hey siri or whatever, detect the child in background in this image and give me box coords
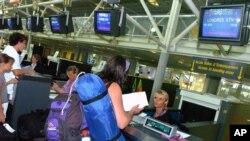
[0,53,17,122]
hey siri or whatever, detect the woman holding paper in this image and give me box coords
[98,55,143,129]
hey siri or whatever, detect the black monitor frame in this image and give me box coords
[0,18,8,29]
[198,4,250,46]
[7,17,23,30]
[94,9,126,37]
[49,14,74,34]
[26,15,44,32]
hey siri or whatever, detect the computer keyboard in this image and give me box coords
[132,113,147,125]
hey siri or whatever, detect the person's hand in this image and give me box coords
[28,69,36,76]
[8,78,18,84]
[52,82,60,90]
[0,109,5,123]
[130,104,143,115]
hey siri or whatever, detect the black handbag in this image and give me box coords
[0,123,16,141]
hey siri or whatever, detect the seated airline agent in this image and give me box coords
[148,89,188,132]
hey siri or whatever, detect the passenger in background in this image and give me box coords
[2,32,35,103]
[0,54,17,122]
[52,65,79,94]
[98,55,143,129]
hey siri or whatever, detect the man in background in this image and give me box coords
[2,32,35,108]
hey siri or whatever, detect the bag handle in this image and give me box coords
[61,71,85,115]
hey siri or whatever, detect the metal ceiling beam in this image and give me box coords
[171,19,198,48]
[75,0,104,37]
[41,7,48,17]
[131,14,195,18]
[18,9,30,16]
[184,0,200,17]
[126,14,166,49]
[43,5,61,14]
[140,0,164,41]
[150,0,183,106]
[4,0,64,11]
[169,0,199,51]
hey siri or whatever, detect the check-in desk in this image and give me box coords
[11,74,51,129]
[123,124,203,141]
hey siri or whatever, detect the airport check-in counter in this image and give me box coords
[11,74,51,129]
[123,124,203,141]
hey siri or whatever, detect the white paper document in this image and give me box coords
[122,91,149,111]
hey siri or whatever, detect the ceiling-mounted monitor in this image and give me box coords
[26,16,44,32]
[0,19,7,29]
[7,17,23,30]
[94,9,126,37]
[49,14,74,34]
[198,4,250,46]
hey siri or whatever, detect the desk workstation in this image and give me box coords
[123,121,203,141]
[10,74,51,129]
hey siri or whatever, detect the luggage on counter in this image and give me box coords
[45,93,85,141]
[17,109,49,141]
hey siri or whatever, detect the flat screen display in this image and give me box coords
[51,17,60,32]
[198,4,248,45]
[7,17,22,30]
[7,18,12,29]
[181,101,216,122]
[201,7,243,39]
[26,17,31,30]
[143,117,177,138]
[96,12,111,32]
[144,118,172,135]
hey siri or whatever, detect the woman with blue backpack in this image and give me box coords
[98,55,143,128]
[75,55,143,141]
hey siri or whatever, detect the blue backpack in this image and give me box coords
[75,73,125,141]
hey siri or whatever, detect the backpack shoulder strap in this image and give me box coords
[81,89,108,105]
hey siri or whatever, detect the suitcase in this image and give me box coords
[17,109,49,141]
[0,123,16,141]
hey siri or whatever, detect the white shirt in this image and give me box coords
[2,45,21,96]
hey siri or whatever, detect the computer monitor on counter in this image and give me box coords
[178,90,222,122]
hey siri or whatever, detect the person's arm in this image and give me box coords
[6,78,18,85]
[108,82,142,129]
[12,69,35,76]
[52,82,65,94]
[0,82,5,123]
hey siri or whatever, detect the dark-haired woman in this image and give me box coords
[98,55,142,129]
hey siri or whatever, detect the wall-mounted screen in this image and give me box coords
[26,17,31,30]
[198,4,250,46]
[94,9,126,37]
[7,17,23,30]
[26,16,44,32]
[96,12,111,32]
[49,14,74,34]
[50,17,60,32]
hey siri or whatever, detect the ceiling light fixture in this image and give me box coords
[148,0,159,6]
